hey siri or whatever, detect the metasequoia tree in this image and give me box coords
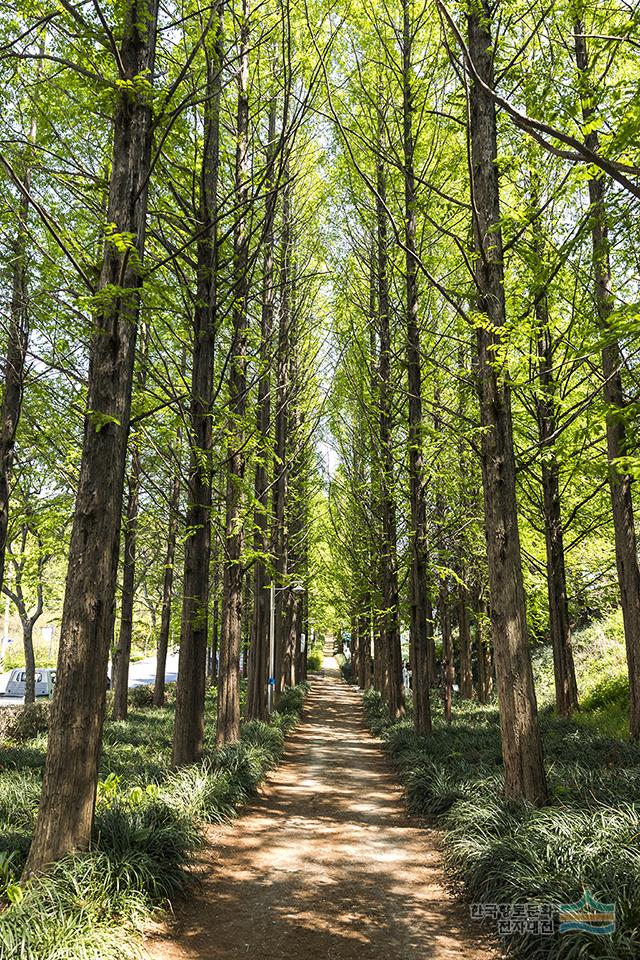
[217,0,251,746]
[466,0,546,804]
[573,9,640,740]
[25,0,160,873]
[173,2,224,765]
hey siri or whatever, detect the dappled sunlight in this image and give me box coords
[146,674,495,960]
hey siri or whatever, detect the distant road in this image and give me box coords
[0,652,180,708]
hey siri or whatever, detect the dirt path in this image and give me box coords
[146,661,496,960]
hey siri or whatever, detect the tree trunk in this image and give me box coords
[426,589,436,685]
[468,2,547,804]
[172,7,223,765]
[439,576,454,723]
[534,290,579,716]
[112,449,141,720]
[217,0,250,746]
[248,97,278,720]
[210,544,221,684]
[24,0,159,874]
[458,583,473,699]
[153,458,181,707]
[401,0,428,733]
[574,18,640,739]
[0,115,36,597]
[22,621,35,705]
[272,170,292,702]
[375,124,404,720]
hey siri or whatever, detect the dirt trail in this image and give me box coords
[146,660,496,960]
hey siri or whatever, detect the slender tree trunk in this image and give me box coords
[112,447,141,720]
[468,2,547,804]
[426,590,436,686]
[113,326,149,721]
[153,458,181,707]
[0,114,36,597]
[248,97,278,719]
[359,607,371,688]
[374,125,403,719]
[439,574,454,723]
[458,582,473,699]
[402,0,428,733]
[272,171,292,701]
[217,0,250,746]
[533,285,579,716]
[24,0,159,874]
[210,543,221,684]
[22,620,35,705]
[475,594,492,704]
[574,18,640,739]
[173,7,223,765]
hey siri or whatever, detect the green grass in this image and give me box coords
[0,681,307,960]
[362,612,640,959]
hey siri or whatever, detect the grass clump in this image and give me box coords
[0,681,308,960]
[362,653,640,958]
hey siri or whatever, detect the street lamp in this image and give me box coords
[268,582,305,714]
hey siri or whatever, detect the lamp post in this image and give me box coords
[268,582,305,715]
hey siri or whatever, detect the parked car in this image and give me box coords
[0,668,56,699]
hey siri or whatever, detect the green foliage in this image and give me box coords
[0,703,50,743]
[128,684,155,709]
[306,646,324,671]
[0,684,308,960]
[362,678,640,959]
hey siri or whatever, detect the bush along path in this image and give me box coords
[0,683,308,960]
[146,663,494,960]
[363,689,640,960]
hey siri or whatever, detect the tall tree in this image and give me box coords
[217,0,250,746]
[24,0,160,873]
[173,4,224,765]
[573,12,640,740]
[467,0,547,804]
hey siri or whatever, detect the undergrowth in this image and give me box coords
[363,661,640,959]
[0,681,308,960]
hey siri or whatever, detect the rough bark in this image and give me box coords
[402,0,428,733]
[272,171,292,701]
[247,101,278,720]
[113,327,149,721]
[574,18,640,739]
[24,0,158,874]
[533,277,579,716]
[439,574,454,723]
[375,136,403,720]
[172,7,223,765]
[217,0,250,746]
[458,582,473,699]
[112,449,141,720]
[468,2,547,804]
[153,457,181,707]
[0,115,36,597]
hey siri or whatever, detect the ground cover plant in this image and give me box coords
[362,621,640,959]
[0,682,307,960]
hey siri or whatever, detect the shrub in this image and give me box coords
[129,684,155,709]
[0,854,146,960]
[306,647,323,671]
[0,703,50,742]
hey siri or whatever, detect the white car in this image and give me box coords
[1,668,56,699]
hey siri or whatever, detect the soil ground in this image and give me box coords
[146,659,497,960]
